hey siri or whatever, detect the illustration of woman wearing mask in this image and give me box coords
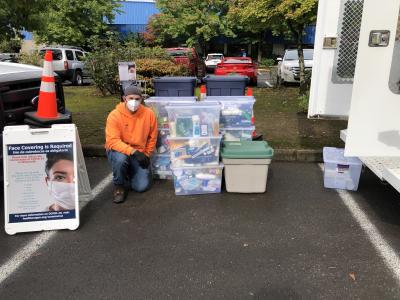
[128,64,136,81]
[44,152,75,211]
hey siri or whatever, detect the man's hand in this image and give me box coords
[132,150,150,169]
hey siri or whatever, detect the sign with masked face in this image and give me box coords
[118,61,136,82]
[3,124,84,235]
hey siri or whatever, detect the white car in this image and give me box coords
[277,49,314,83]
[205,53,224,72]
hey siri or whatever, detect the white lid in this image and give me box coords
[167,135,222,141]
[204,96,256,103]
[144,97,196,105]
[165,102,221,109]
[221,126,255,131]
[323,147,362,165]
[145,96,197,103]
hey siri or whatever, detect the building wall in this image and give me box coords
[20,31,43,54]
[112,0,159,34]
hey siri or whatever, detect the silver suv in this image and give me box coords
[39,46,90,86]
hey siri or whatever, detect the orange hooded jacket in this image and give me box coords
[105,102,158,156]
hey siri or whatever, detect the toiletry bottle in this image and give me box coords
[192,115,200,137]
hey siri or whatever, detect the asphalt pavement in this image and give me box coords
[1,158,400,299]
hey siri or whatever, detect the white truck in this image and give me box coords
[309,0,400,192]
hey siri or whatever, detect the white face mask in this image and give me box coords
[48,181,75,210]
[126,99,141,112]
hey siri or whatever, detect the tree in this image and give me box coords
[34,0,120,48]
[149,0,235,55]
[0,0,48,42]
[229,0,318,95]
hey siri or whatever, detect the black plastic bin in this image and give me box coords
[153,77,197,97]
[204,75,248,96]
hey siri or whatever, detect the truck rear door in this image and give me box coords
[308,0,364,118]
[345,0,400,156]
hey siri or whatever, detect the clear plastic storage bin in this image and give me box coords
[156,128,170,154]
[323,147,362,191]
[168,136,222,167]
[220,126,255,142]
[145,97,197,129]
[153,170,173,180]
[151,154,172,179]
[171,164,224,195]
[204,96,255,128]
[165,103,221,137]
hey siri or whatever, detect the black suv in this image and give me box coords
[0,62,71,180]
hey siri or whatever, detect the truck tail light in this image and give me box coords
[64,61,68,70]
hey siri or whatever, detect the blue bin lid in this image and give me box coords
[153,77,197,82]
[204,75,248,82]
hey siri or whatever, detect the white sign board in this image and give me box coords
[118,61,136,82]
[3,124,84,234]
[345,0,400,156]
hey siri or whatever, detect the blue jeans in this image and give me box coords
[107,150,152,192]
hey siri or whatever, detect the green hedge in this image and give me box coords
[18,52,42,67]
[85,37,188,96]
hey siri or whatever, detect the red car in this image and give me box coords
[214,57,257,84]
[166,47,205,78]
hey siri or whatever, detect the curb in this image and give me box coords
[82,145,323,163]
[274,149,323,163]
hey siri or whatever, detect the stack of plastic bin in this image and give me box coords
[166,102,224,195]
[144,97,197,179]
[204,96,256,142]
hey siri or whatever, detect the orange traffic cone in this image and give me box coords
[200,84,206,100]
[24,50,71,127]
[37,50,58,118]
[247,87,253,96]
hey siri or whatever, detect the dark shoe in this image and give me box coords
[113,185,126,204]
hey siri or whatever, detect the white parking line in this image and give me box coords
[0,173,112,285]
[319,165,400,285]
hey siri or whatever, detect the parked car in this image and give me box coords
[166,47,206,78]
[214,57,258,84]
[39,46,90,86]
[277,49,314,84]
[205,53,224,73]
[0,53,18,63]
[0,62,71,180]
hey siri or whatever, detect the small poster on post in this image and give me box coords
[6,142,77,224]
[118,61,136,82]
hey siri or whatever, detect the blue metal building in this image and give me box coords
[111,0,159,35]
